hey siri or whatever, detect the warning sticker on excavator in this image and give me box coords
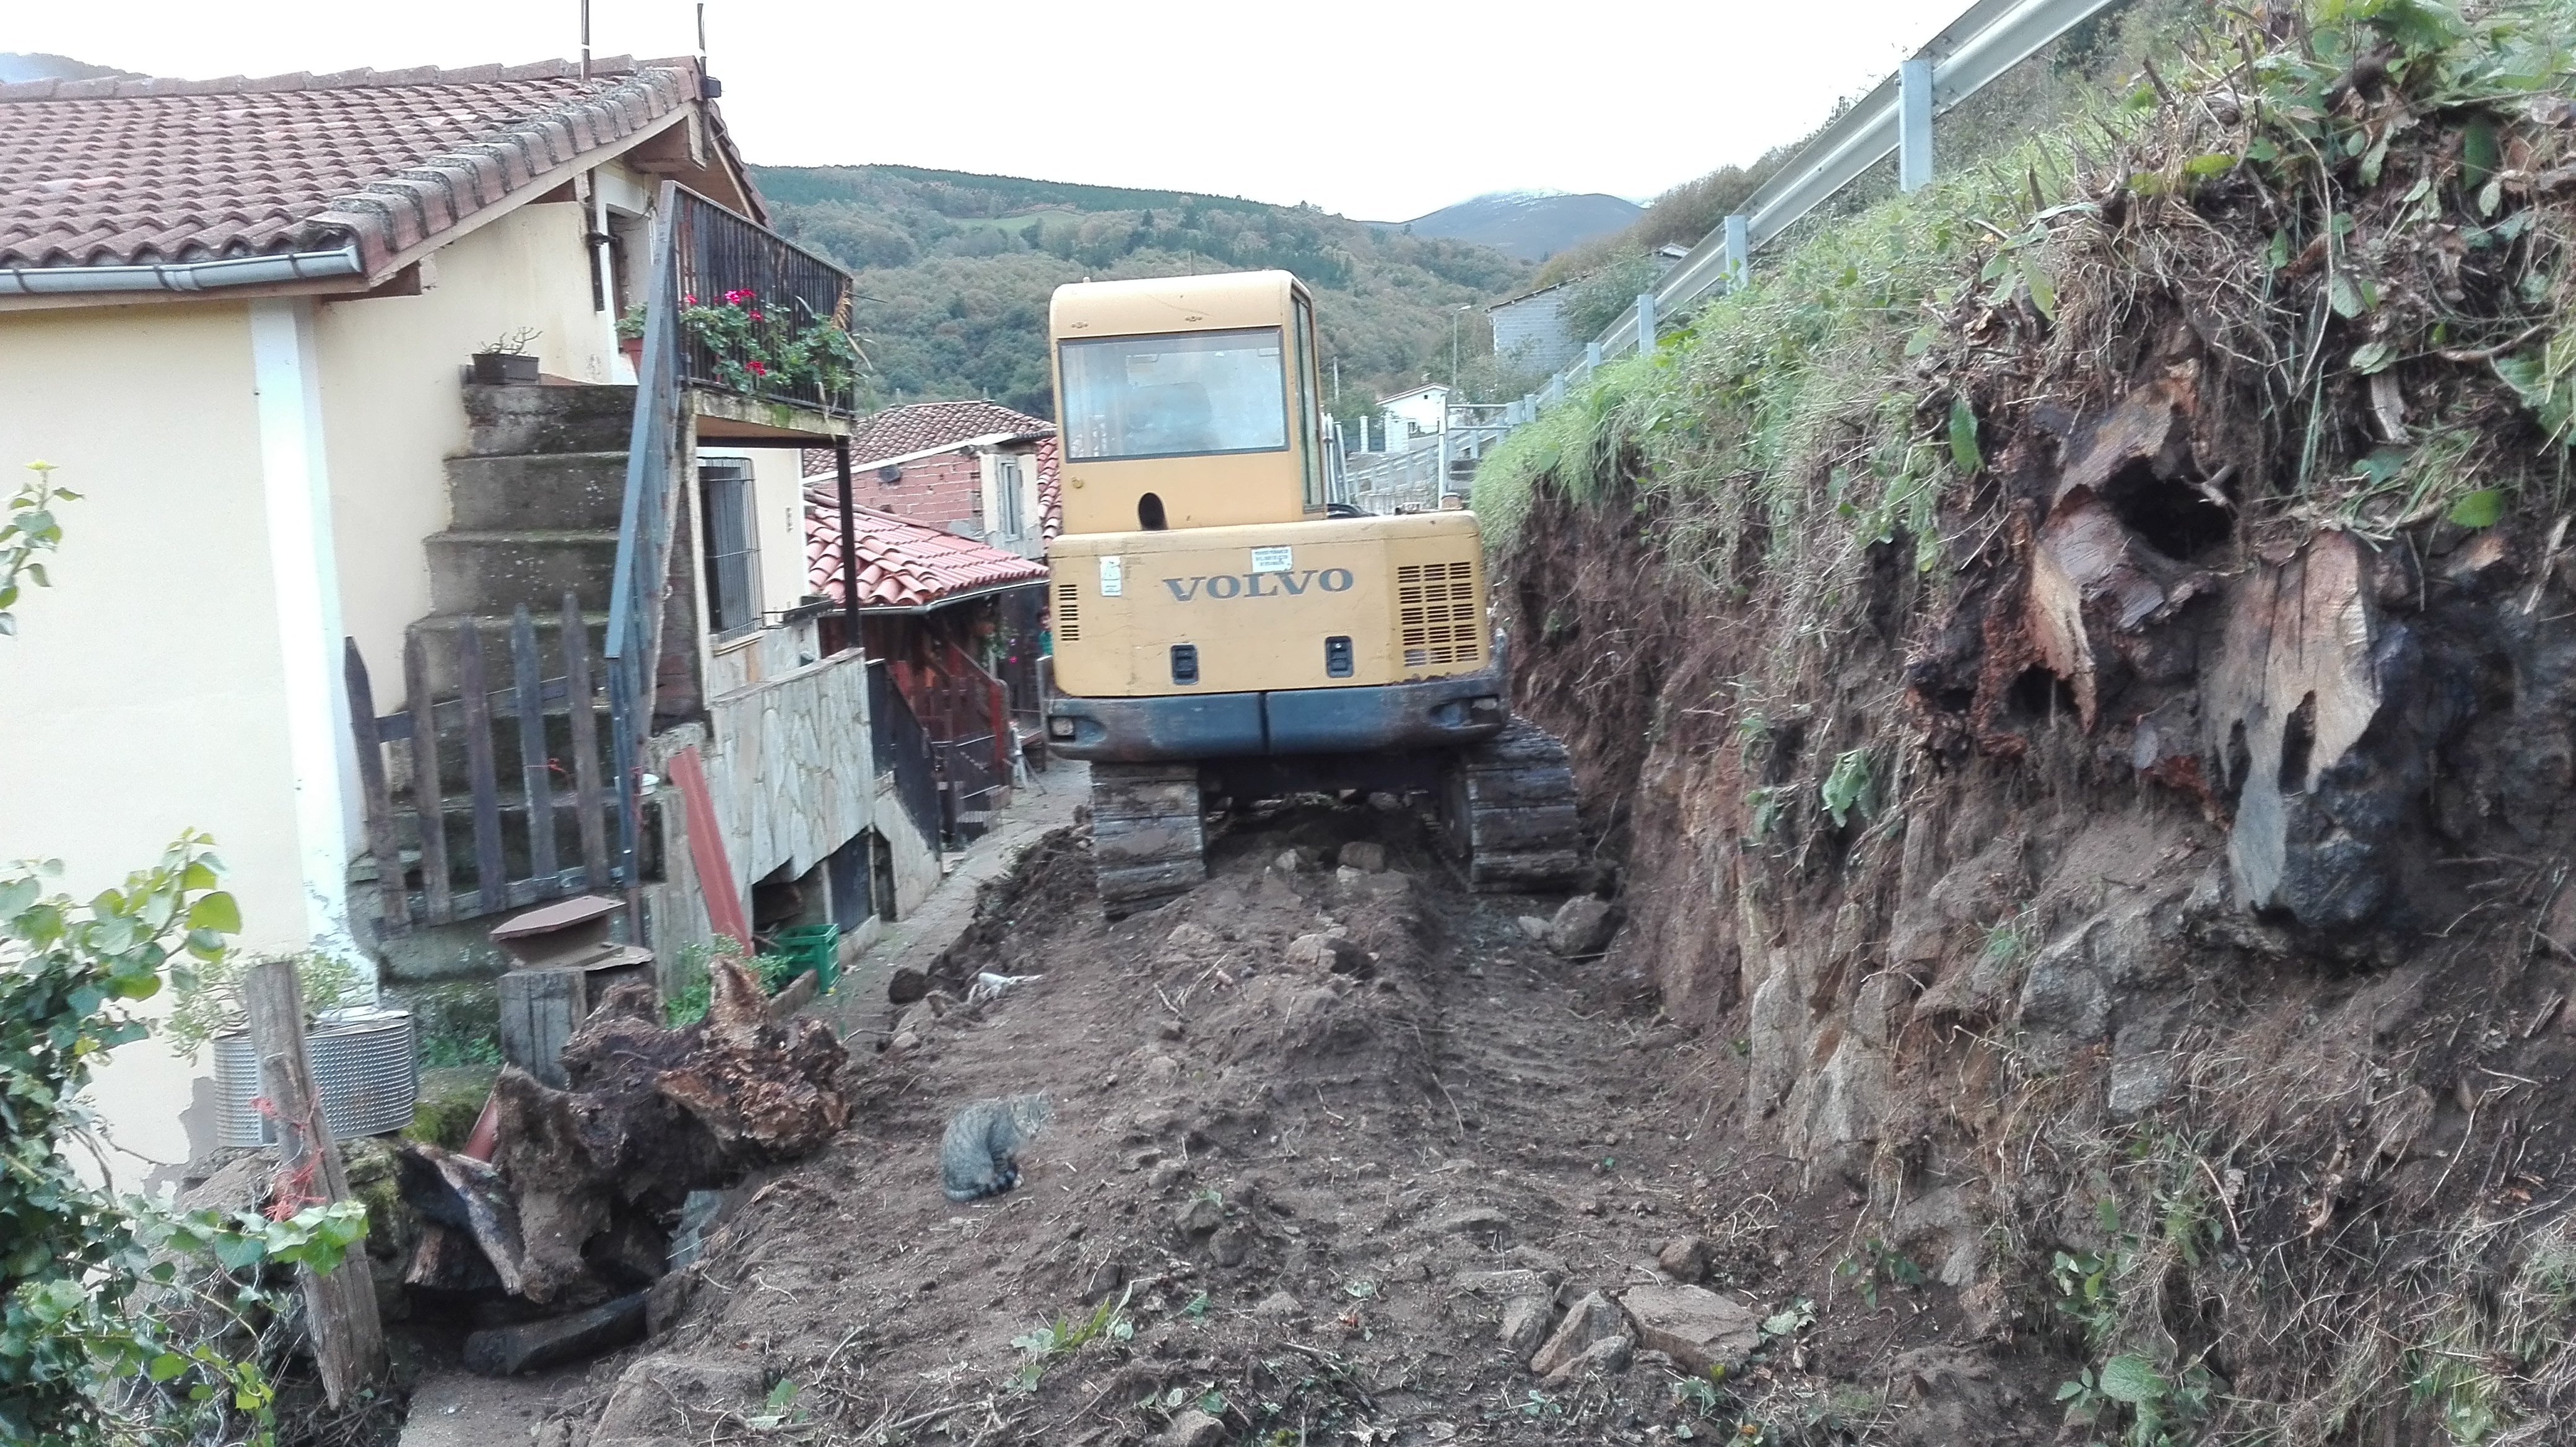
[1099,556,1123,596]
[1250,546,1293,573]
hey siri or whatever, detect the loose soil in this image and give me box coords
[533,802,2021,1446]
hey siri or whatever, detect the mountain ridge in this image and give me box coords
[1396,190,1644,262]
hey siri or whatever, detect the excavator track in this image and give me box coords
[1088,761,1208,916]
[1443,719,1583,892]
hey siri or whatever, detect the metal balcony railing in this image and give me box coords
[671,188,863,416]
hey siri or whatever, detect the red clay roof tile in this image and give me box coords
[0,57,731,281]
[805,503,1046,611]
[798,400,1056,484]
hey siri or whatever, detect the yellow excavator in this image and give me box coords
[1037,268,1580,912]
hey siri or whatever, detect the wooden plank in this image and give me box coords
[244,958,386,1405]
[497,968,583,1089]
[665,744,749,944]
[457,619,508,911]
[343,639,410,937]
[562,592,611,891]
[404,633,455,924]
[511,606,560,887]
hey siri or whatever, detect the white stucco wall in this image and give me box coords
[315,197,622,710]
[0,300,309,1179]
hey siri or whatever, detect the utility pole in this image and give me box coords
[1451,305,1469,391]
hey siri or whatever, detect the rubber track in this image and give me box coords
[1088,761,1206,916]
[1451,719,1582,891]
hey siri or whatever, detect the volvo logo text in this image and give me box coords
[1162,569,1354,601]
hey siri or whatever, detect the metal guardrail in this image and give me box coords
[1507,0,2119,422]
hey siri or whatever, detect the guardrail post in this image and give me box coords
[1725,214,1751,290]
[1900,56,1934,191]
[1635,292,1657,354]
[1585,341,1603,369]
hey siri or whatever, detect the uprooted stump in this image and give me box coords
[401,958,852,1328]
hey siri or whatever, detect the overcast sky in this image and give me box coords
[14,0,1950,221]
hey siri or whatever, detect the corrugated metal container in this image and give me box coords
[212,1008,420,1148]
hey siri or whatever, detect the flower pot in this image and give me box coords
[211,1007,420,1147]
[618,336,645,369]
[471,351,540,385]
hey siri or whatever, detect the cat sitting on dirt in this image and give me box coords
[939,1094,1051,1202]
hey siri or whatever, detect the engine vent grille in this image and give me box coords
[1056,581,1081,642]
[1396,560,1481,668]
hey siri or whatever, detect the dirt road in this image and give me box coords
[540,798,2003,1446]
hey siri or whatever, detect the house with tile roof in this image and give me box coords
[804,400,1058,561]
[0,58,942,1183]
[802,496,1050,836]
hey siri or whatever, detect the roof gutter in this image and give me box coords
[0,239,364,297]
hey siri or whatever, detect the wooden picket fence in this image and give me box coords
[344,593,620,935]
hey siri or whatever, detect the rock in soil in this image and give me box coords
[1529,1290,1627,1376]
[1543,1331,1635,1385]
[1161,1409,1227,1447]
[1546,896,1619,956]
[1499,1295,1555,1356]
[1338,841,1388,872]
[1618,1283,1762,1376]
[1656,1233,1712,1281]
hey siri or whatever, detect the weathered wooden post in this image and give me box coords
[244,956,388,1405]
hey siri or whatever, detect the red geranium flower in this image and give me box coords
[747,359,767,375]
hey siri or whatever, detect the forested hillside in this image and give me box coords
[751,164,1538,416]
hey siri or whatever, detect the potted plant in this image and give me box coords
[616,304,648,369]
[469,327,542,385]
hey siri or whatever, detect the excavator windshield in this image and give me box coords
[1058,326,1287,461]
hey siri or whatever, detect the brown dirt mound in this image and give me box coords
[528,802,2020,1446]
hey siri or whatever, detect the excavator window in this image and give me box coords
[1059,328,1288,461]
[1293,295,1323,511]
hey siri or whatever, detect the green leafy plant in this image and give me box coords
[1819,747,1877,831]
[162,948,362,1058]
[1834,1241,1925,1309]
[1007,1283,1134,1392]
[677,289,866,400]
[0,461,76,639]
[3,836,373,1445]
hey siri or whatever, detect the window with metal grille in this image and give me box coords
[1396,560,1482,668]
[701,458,760,636]
[1055,581,1081,642]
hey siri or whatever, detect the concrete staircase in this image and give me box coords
[414,384,630,694]
[395,383,637,906]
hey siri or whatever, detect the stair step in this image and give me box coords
[446,452,629,531]
[424,531,619,618]
[462,382,638,457]
[404,610,612,709]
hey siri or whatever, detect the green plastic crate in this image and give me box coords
[771,923,840,994]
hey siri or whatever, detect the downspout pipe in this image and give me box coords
[0,240,364,296]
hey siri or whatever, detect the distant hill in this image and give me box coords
[0,53,137,84]
[1398,191,1644,262]
[749,164,1538,417]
